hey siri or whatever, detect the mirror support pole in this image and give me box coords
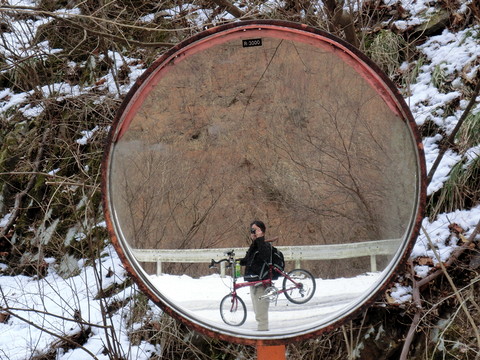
[256,344,286,359]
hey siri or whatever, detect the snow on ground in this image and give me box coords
[413,205,480,265]
[0,260,383,359]
[148,271,382,334]
[406,26,480,131]
[0,246,160,360]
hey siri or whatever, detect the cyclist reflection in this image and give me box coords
[239,220,271,331]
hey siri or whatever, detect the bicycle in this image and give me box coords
[209,249,316,326]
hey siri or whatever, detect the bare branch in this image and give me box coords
[210,0,247,18]
[399,262,423,360]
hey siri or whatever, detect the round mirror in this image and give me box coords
[102,20,425,344]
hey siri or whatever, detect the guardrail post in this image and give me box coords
[370,255,377,272]
[156,261,162,276]
[221,262,226,278]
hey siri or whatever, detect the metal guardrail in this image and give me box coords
[131,238,401,276]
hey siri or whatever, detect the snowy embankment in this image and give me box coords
[0,246,160,360]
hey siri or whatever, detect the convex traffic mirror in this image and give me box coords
[102,20,426,344]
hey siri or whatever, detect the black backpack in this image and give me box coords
[246,244,285,281]
[270,245,285,280]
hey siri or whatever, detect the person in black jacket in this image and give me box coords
[239,220,271,331]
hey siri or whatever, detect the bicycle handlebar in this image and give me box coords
[209,250,237,269]
[209,257,232,268]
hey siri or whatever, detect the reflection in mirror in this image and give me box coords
[106,24,422,337]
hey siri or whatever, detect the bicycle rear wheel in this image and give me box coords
[220,294,247,326]
[283,269,316,304]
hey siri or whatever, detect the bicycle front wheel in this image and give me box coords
[220,294,247,326]
[283,269,316,304]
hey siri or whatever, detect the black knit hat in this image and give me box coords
[250,220,266,233]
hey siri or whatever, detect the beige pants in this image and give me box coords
[250,285,269,331]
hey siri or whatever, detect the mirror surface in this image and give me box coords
[105,22,423,340]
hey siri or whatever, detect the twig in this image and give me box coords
[1,306,113,329]
[341,323,352,359]
[399,262,423,360]
[210,0,247,18]
[45,181,96,188]
[0,171,96,188]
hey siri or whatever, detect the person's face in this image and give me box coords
[250,224,264,239]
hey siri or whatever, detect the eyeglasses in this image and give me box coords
[250,228,256,234]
